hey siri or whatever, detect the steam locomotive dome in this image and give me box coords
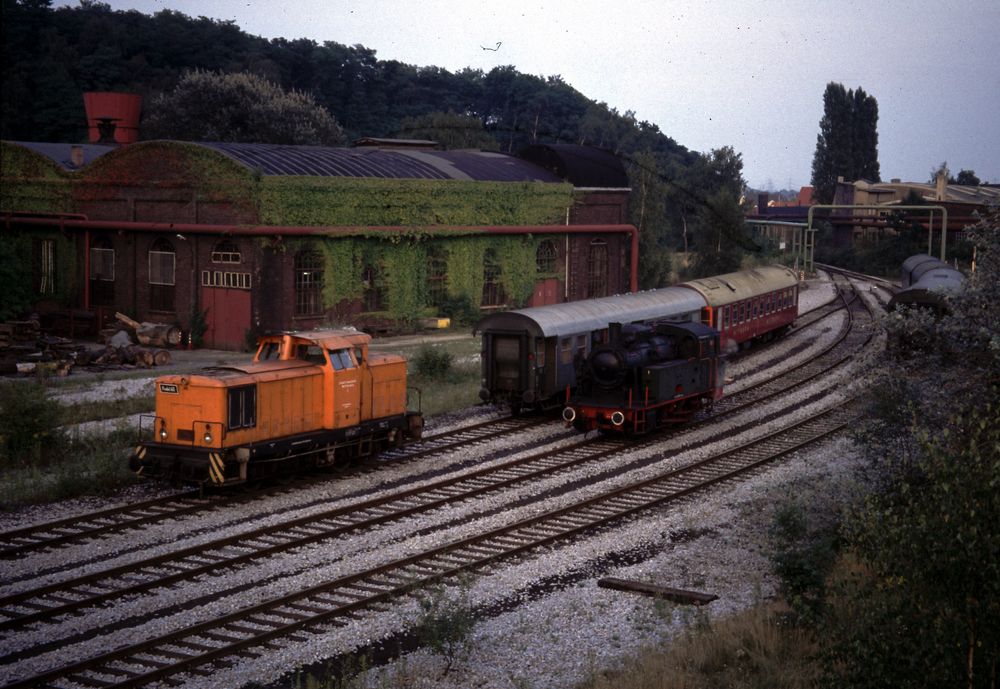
[587,325,675,389]
[589,347,627,387]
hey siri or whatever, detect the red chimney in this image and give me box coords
[83,92,142,144]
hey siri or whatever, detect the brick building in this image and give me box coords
[1,138,634,349]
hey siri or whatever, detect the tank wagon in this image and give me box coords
[889,254,966,313]
[478,265,799,412]
[129,329,423,486]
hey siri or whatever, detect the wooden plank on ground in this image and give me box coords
[597,577,718,606]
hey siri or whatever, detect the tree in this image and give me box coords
[822,207,1000,688]
[627,150,673,288]
[956,169,981,186]
[398,110,498,150]
[810,83,880,203]
[142,69,343,145]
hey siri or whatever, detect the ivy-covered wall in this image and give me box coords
[263,175,576,323]
[0,142,73,214]
[306,232,544,322]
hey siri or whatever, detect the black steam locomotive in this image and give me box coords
[562,320,724,435]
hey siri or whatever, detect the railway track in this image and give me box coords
[1,399,861,689]
[0,279,878,675]
[0,280,876,640]
[0,415,540,560]
[0,276,850,562]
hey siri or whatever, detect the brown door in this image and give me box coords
[201,287,251,349]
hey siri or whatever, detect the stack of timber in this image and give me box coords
[0,311,175,376]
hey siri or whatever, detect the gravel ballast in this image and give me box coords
[0,272,877,689]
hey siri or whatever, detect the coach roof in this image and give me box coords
[477,287,706,339]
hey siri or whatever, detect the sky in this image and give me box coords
[65,0,1000,190]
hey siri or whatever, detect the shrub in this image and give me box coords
[413,581,476,677]
[0,380,66,468]
[769,501,838,623]
[412,345,453,379]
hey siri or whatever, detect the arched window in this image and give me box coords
[426,246,448,307]
[482,249,506,307]
[90,235,115,306]
[211,239,241,264]
[361,263,383,312]
[536,240,557,274]
[587,239,608,298]
[294,249,324,317]
[148,238,175,312]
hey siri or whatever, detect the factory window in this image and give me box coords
[426,246,448,307]
[361,263,383,312]
[587,240,608,298]
[482,249,506,307]
[148,238,176,312]
[33,239,56,295]
[536,240,558,274]
[211,240,241,264]
[294,249,324,317]
[90,236,115,306]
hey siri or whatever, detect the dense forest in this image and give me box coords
[1,0,756,287]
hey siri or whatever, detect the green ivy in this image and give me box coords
[260,177,573,226]
[0,142,73,213]
[3,142,578,321]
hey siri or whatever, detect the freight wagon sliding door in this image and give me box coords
[201,286,251,350]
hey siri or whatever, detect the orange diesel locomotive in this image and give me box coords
[129,329,423,486]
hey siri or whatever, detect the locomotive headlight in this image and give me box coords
[562,407,576,423]
[203,431,213,444]
[159,427,168,439]
[611,411,626,426]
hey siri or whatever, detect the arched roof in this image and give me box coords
[518,143,629,189]
[197,142,563,182]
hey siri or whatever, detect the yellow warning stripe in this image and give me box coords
[136,446,147,460]
[208,453,225,485]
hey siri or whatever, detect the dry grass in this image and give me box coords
[581,603,819,689]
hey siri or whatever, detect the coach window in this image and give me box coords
[740,303,747,323]
[560,338,573,365]
[722,306,729,329]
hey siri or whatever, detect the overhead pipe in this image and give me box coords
[806,204,949,266]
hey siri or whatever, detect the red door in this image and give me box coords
[529,278,562,307]
[201,287,251,350]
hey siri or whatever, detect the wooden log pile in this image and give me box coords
[0,311,174,376]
